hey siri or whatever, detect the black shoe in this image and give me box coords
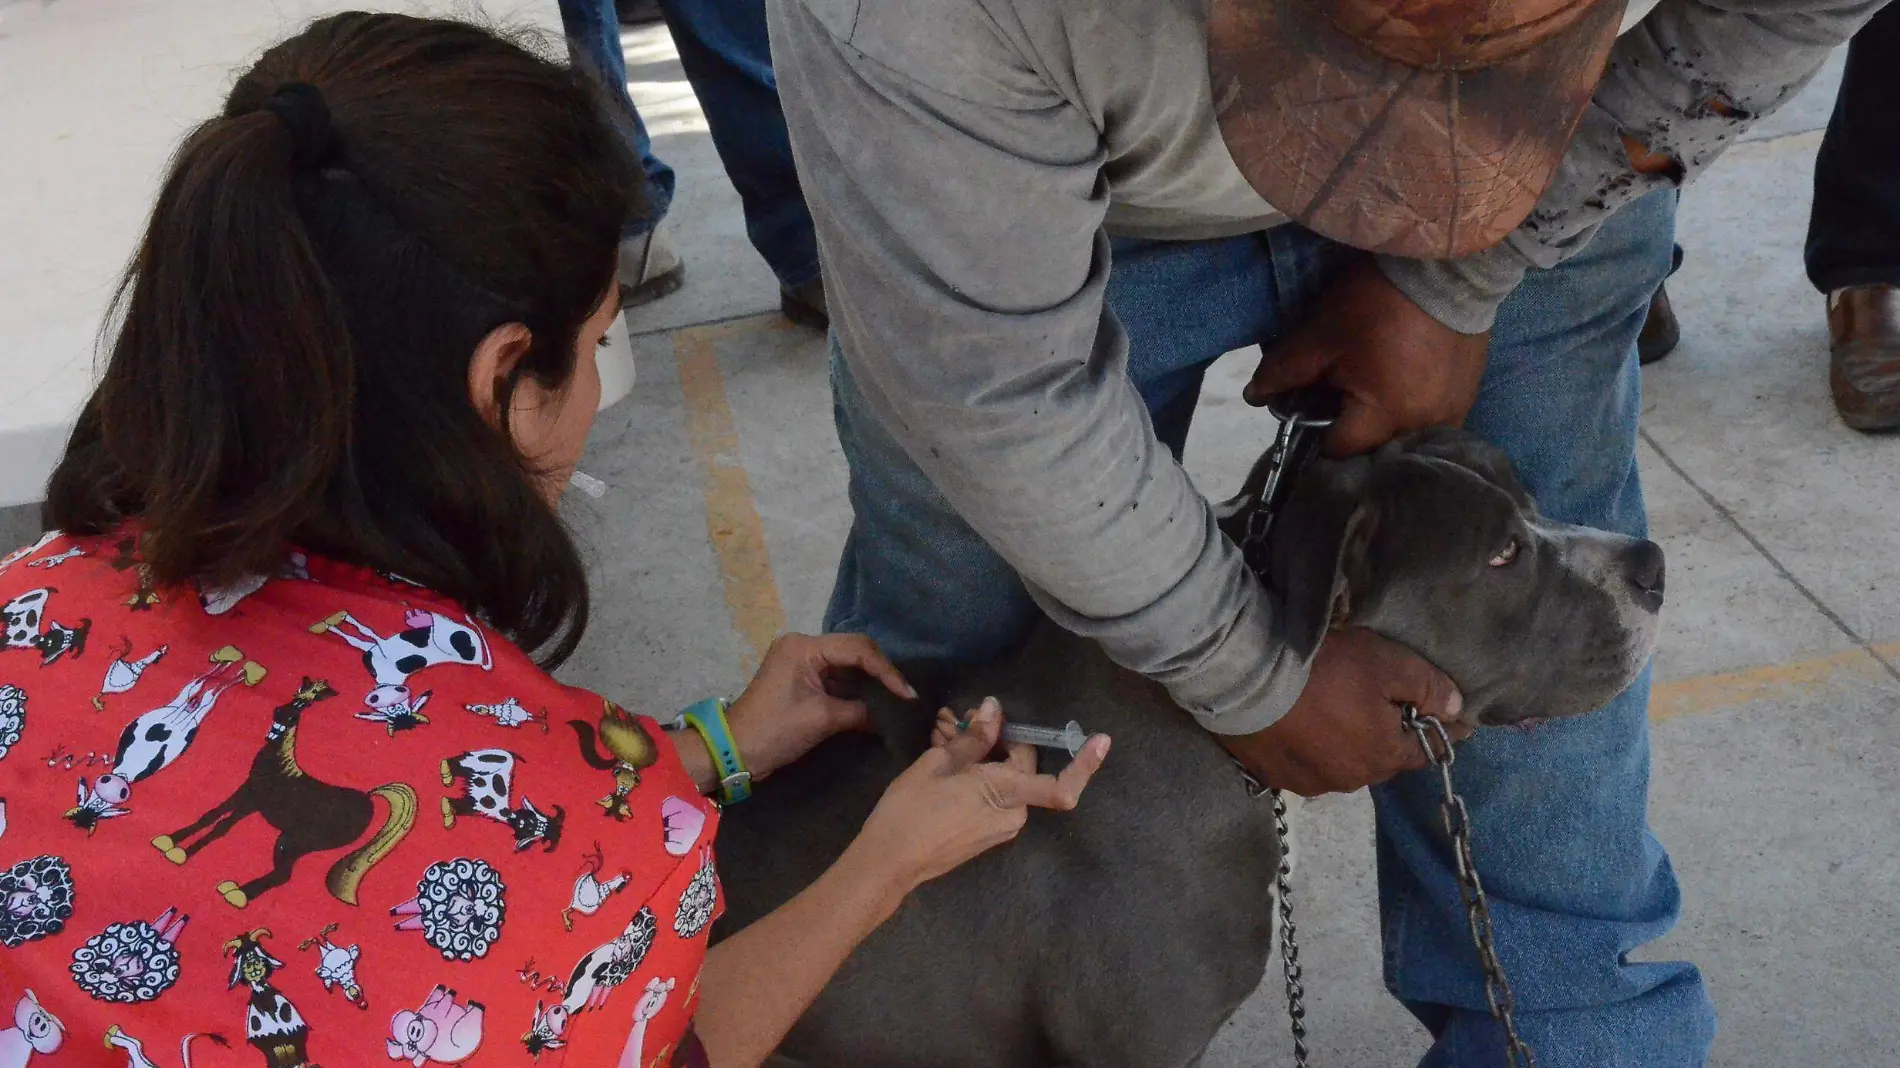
[1638,282,1680,365]
[781,277,829,331]
[616,0,663,25]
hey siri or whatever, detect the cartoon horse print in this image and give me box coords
[0,988,63,1068]
[103,1025,230,1068]
[152,678,417,909]
[2,589,89,667]
[311,609,492,733]
[223,931,315,1068]
[106,537,160,611]
[440,749,565,852]
[387,986,484,1066]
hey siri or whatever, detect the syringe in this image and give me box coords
[958,717,1090,757]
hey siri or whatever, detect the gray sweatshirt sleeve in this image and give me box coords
[1381,0,1893,335]
[768,0,1310,733]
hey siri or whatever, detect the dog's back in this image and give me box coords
[715,623,1282,1068]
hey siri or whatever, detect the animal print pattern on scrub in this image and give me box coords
[0,529,722,1067]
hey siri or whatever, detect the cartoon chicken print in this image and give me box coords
[92,637,169,711]
[563,844,631,931]
[102,1025,230,1068]
[310,608,493,733]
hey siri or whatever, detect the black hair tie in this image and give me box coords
[261,82,336,169]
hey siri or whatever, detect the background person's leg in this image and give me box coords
[822,232,1327,662]
[1805,5,1900,431]
[557,0,684,305]
[557,0,675,229]
[1373,189,1717,1067]
[654,0,821,303]
[1805,4,1900,296]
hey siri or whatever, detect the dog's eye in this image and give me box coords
[1488,538,1520,568]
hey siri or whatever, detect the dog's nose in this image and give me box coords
[1624,539,1666,608]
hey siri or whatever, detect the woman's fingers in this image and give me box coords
[988,735,1110,812]
[813,633,916,699]
[937,698,1002,768]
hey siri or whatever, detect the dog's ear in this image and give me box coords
[1265,456,1376,660]
[1398,429,1534,511]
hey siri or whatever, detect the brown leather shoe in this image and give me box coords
[1638,282,1680,365]
[1827,284,1900,432]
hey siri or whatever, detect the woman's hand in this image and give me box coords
[725,633,916,782]
[851,697,1109,892]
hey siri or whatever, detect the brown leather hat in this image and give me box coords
[1208,0,1625,258]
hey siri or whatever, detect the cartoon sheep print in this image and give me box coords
[673,848,717,939]
[0,685,25,761]
[68,908,188,1003]
[391,859,506,962]
[0,856,76,949]
[0,534,720,1068]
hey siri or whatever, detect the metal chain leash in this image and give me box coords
[1240,389,1537,1068]
[1400,705,1538,1068]
[1269,788,1311,1067]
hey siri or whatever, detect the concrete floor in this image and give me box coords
[2,19,1895,1068]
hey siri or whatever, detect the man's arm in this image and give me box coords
[1381,0,1893,334]
[766,0,1306,732]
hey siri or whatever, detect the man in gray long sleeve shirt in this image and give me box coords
[769,0,1883,1058]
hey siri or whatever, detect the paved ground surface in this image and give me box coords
[2,20,1894,1068]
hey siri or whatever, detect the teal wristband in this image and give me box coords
[679,696,750,804]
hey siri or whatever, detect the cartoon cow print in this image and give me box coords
[311,609,492,733]
[441,750,565,853]
[2,589,89,667]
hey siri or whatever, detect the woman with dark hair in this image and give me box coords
[0,13,1106,1068]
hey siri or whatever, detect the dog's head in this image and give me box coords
[1218,427,1664,725]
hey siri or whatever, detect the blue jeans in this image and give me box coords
[557,0,820,289]
[825,190,1717,1065]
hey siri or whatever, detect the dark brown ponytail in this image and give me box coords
[44,13,641,667]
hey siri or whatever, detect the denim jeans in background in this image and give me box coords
[824,189,1717,1066]
[557,0,820,289]
[1806,0,1900,294]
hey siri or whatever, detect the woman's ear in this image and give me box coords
[467,322,535,428]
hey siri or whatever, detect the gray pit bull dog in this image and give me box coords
[713,427,1666,1068]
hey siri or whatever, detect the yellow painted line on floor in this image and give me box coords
[673,313,795,672]
[666,311,1900,716]
[1651,643,1900,723]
